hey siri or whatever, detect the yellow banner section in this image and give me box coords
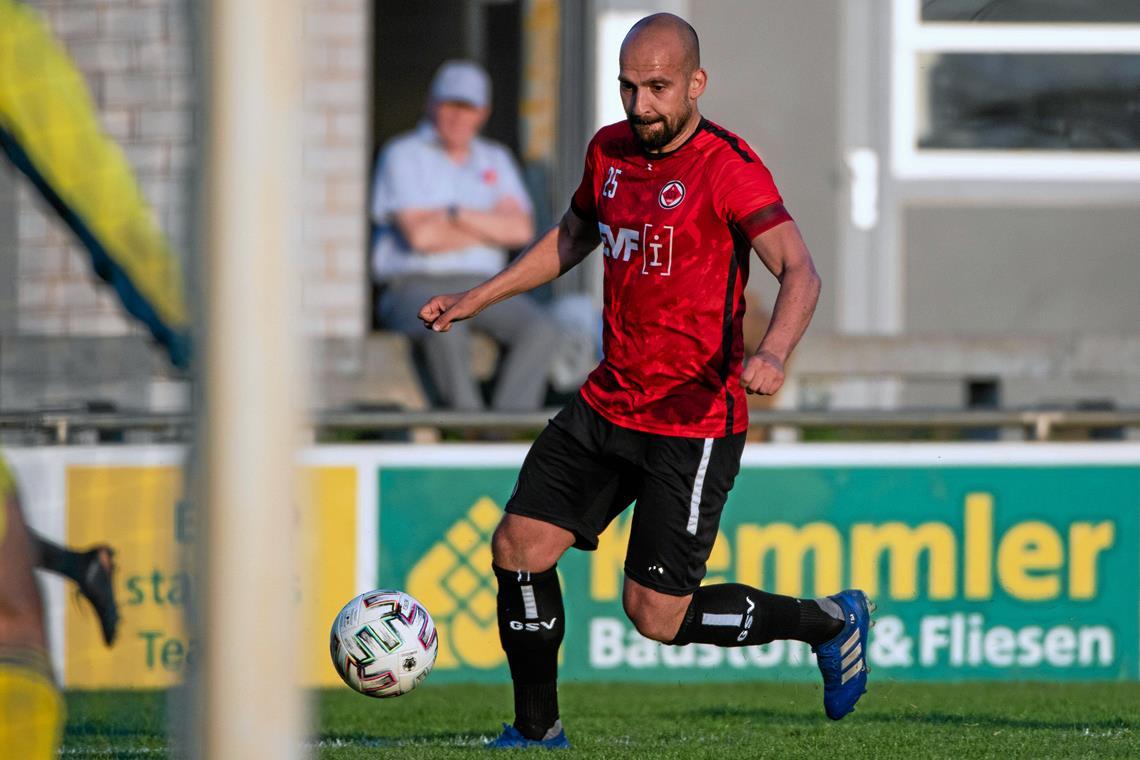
[64,465,356,688]
[299,466,357,686]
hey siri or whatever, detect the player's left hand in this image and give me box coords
[740,349,785,395]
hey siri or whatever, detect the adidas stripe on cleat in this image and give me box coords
[812,589,874,720]
[486,721,570,750]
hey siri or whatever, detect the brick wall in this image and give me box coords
[300,0,370,337]
[13,0,370,340]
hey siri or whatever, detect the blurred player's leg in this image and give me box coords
[0,464,65,759]
[29,532,119,646]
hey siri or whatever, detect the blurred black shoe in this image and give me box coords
[77,546,120,647]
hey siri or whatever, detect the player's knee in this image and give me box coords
[624,607,679,643]
[491,515,570,572]
[623,598,684,644]
[491,519,544,570]
[490,521,518,567]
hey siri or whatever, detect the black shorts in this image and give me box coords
[506,393,746,596]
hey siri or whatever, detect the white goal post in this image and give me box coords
[195,0,307,757]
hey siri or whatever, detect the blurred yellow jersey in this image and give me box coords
[0,649,65,760]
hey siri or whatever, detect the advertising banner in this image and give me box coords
[32,450,359,688]
[7,443,1137,687]
[376,446,1139,683]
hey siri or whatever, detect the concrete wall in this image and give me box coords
[905,206,1140,335]
[690,0,840,334]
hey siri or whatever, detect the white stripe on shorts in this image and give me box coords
[521,585,538,619]
[687,438,714,535]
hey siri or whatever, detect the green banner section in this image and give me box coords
[378,462,1139,682]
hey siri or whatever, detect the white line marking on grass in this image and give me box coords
[1079,728,1132,739]
[310,735,492,749]
[60,750,167,756]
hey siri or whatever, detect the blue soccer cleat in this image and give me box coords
[485,721,570,750]
[812,589,875,720]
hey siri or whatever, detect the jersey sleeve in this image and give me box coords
[569,133,601,222]
[713,153,793,241]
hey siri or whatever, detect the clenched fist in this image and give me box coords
[740,349,785,395]
[418,291,480,332]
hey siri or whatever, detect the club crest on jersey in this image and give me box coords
[658,180,686,209]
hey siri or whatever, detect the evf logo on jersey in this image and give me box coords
[658,180,685,209]
[599,222,674,276]
[599,223,639,262]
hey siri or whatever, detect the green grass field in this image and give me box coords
[63,682,1139,758]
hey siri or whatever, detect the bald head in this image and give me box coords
[621,13,700,75]
[617,14,706,152]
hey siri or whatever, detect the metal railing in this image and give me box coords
[3,407,1140,444]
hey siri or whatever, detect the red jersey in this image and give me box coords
[571,118,793,438]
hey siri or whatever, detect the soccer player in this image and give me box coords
[420,13,874,749]
[1,0,191,755]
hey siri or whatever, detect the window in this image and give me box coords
[919,53,1140,151]
[892,0,1140,179]
[921,0,1140,23]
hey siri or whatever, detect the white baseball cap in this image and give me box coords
[429,60,491,109]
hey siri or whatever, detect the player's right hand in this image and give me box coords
[418,291,478,332]
[740,349,785,395]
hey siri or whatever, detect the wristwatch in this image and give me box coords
[447,204,459,223]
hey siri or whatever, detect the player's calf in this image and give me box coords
[494,563,565,742]
[667,583,844,648]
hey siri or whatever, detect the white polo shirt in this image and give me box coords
[369,121,533,281]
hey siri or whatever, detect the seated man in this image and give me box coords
[370,60,559,411]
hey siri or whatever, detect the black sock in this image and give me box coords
[669,583,843,648]
[494,564,564,740]
[30,532,88,583]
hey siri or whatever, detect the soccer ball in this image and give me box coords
[329,589,438,698]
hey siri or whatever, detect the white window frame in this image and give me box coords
[891,0,1140,181]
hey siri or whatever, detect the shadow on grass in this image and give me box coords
[691,705,1136,732]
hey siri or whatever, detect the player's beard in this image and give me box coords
[628,101,693,151]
